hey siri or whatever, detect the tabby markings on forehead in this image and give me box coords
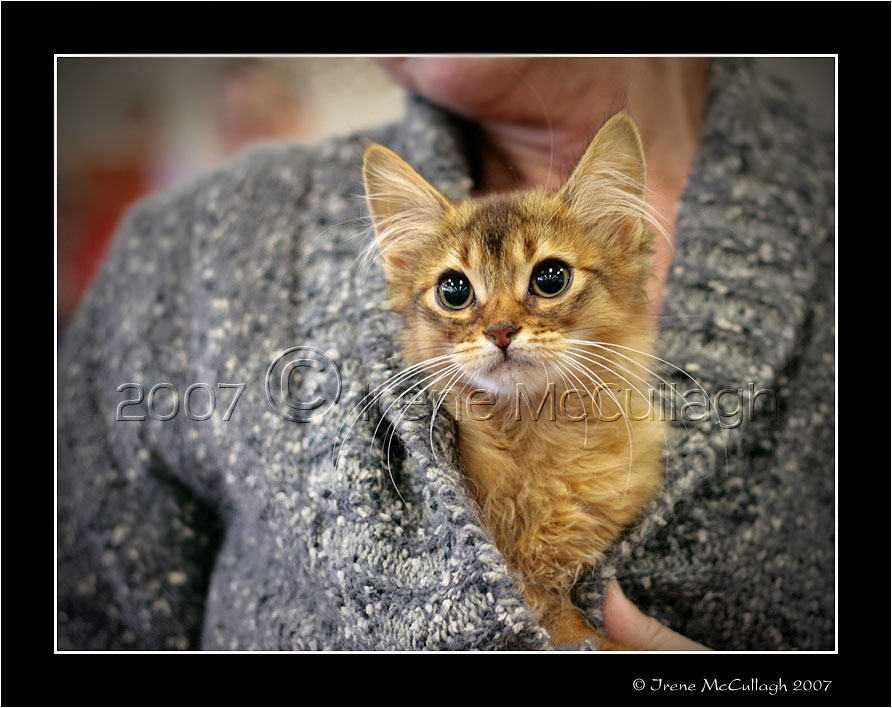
[456,200,545,262]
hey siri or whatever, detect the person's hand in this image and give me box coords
[602,578,711,650]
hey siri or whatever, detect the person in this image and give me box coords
[57,58,834,650]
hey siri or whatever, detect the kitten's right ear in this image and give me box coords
[362,144,451,279]
[557,113,650,245]
[560,112,646,202]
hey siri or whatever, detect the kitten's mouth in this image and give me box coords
[468,350,548,399]
[484,350,533,372]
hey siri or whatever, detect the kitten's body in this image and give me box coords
[363,114,664,647]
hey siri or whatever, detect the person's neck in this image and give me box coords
[469,59,711,314]
[470,59,710,195]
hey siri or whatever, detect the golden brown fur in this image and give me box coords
[363,114,664,648]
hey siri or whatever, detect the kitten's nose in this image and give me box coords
[486,325,519,352]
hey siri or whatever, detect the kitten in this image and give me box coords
[362,113,664,648]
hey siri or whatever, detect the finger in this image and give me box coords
[602,578,711,651]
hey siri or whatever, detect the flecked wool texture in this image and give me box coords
[57,60,835,650]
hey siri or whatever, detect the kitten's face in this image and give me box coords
[364,113,655,400]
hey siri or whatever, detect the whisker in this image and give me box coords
[370,362,459,456]
[564,349,674,469]
[332,353,455,467]
[566,346,687,432]
[551,359,592,449]
[557,353,637,497]
[382,364,462,500]
[567,339,730,472]
[428,366,466,463]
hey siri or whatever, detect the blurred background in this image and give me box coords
[56,57,834,334]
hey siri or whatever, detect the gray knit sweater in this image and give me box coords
[57,59,835,651]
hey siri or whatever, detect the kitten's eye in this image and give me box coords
[437,271,474,310]
[530,260,571,298]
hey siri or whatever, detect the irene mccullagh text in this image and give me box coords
[639,677,832,695]
[373,380,777,430]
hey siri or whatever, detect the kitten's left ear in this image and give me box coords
[558,113,648,231]
[362,143,451,280]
